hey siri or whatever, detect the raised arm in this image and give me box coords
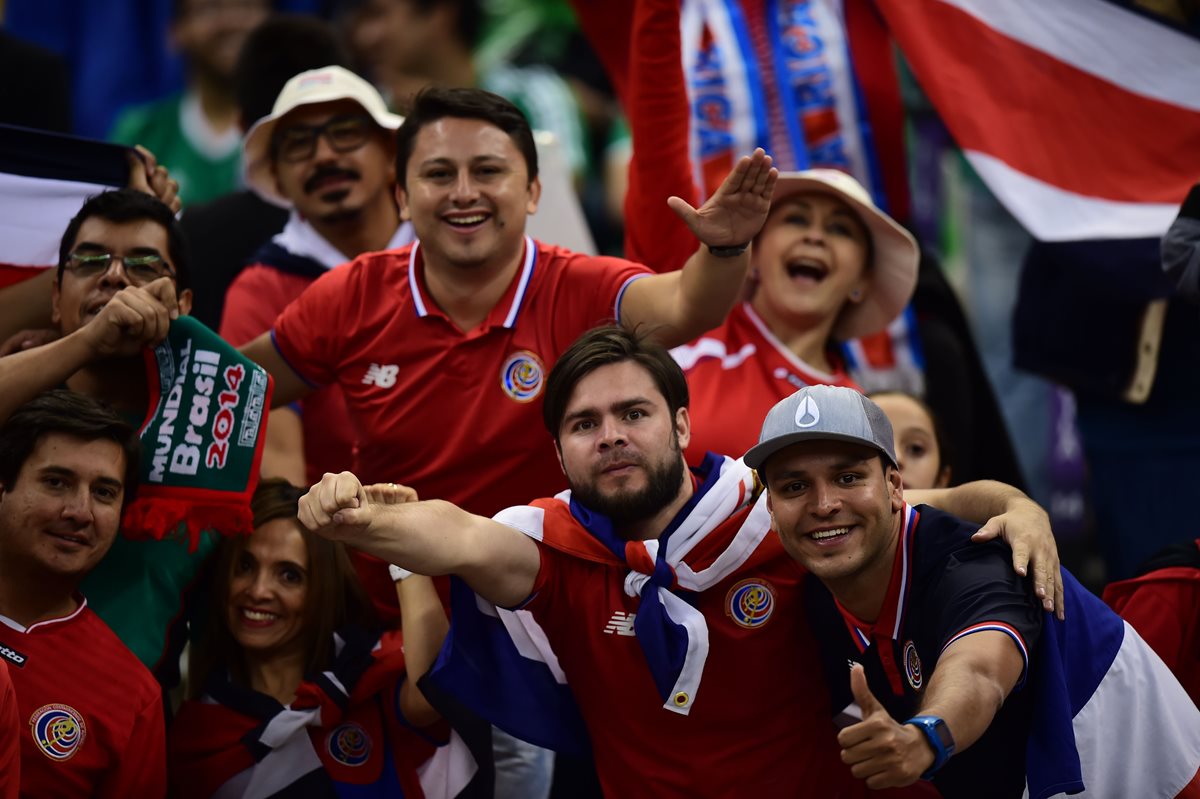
[908,480,1063,618]
[298,471,541,608]
[359,482,449,728]
[619,149,777,347]
[839,632,1024,789]
[396,572,449,727]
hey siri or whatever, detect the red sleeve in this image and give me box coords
[545,250,653,353]
[623,0,702,273]
[272,260,359,388]
[520,543,559,614]
[0,663,18,799]
[568,0,635,104]
[571,0,698,273]
[98,685,166,799]
[219,265,290,347]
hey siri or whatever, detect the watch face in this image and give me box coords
[932,719,955,750]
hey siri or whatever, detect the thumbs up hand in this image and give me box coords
[836,664,935,789]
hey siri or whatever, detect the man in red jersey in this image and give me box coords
[297,326,1060,798]
[239,86,776,519]
[0,390,165,797]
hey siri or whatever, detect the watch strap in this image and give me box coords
[706,242,750,257]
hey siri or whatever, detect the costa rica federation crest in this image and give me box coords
[30,703,86,761]
[326,722,372,767]
[499,350,545,403]
[725,578,776,629]
[903,640,923,690]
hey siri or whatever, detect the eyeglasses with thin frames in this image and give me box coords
[272,115,375,163]
[62,251,175,285]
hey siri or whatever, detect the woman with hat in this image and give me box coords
[671,169,920,463]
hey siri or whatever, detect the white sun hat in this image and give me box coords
[769,169,919,340]
[242,65,404,208]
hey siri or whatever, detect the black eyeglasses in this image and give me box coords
[63,251,175,285]
[273,115,375,163]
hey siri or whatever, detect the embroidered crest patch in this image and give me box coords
[326,722,371,766]
[30,704,86,761]
[903,640,923,690]
[499,350,545,403]
[726,579,776,629]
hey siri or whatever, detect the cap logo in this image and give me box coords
[795,395,820,428]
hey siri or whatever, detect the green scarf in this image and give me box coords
[121,316,273,549]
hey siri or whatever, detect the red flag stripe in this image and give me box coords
[940,0,1199,109]
[877,0,1200,205]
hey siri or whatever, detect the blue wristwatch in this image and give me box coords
[905,715,956,779]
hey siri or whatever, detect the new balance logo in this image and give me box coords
[362,363,399,388]
[602,611,636,636]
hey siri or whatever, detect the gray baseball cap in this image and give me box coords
[743,385,898,471]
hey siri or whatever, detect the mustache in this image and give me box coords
[304,166,360,194]
[594,452,645,474]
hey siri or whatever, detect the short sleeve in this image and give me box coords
[219,266,286,347]
[926,541,1044,686]
[271,263,358,388]
[546,251,653,353]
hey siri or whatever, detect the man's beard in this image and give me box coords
[568,436,687,530]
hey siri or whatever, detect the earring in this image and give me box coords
[850,288,862,300]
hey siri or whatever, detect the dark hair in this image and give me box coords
[416,0,483,50]
[543,326,689,443]
[394,86,538,190]
[233,15,351,128]
[869,391,954,484]
[57,189,191,291]
[189,478,380,698]
[0,390,140,502]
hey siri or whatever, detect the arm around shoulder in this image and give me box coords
[910,481,1062,617]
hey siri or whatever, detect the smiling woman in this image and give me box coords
[670,169,920,464]
[168,479,464,797]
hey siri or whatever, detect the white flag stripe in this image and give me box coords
[0,171,113,267]
[935,0,1200,111]
[1060,622,1200,799]
[964,151,1182,241]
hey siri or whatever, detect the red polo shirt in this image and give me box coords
[272,236,651,515]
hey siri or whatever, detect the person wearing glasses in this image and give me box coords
[222,65,413,494]
[0,188,217,684]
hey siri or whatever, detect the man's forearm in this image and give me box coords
[913,632,1024,759]
[908,480,1033,525]
[0,330,96,422]
[344,499,540,607]
[673,245,751,339]
[623,248,749,348]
